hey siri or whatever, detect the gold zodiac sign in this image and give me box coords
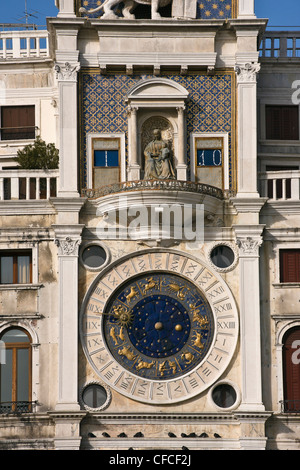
[190,303,209,327]
[119,326,125,341]
[166,282,190,300]
[181,352,194,364]
[168,360,177,375]
[159,360,167,376]
[192,331,204,350]
[118,346,137,361]
[142,277,159,295]
[110,326,119,346]
[125,285,138,304]
[159,360,177,376]
[111,305,133,327]
[136,359,155,370]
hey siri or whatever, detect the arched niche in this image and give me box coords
[126,78,189,181]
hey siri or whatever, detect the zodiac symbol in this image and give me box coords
[159,360,177,376]
[192,331,204,350]
[136,360,155,370]
[142,277,158,295]
[159,361,167,376]
[168,360,177,375]
[110,327,119,346]
[119,326,125,341]
[181,352,194,364]
[118,346,137,361]
[166,282,190,300]
[190,303,209,327]
[125,285,138,304]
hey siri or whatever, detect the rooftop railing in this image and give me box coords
[0,30,49,60]
[260,32,300,59]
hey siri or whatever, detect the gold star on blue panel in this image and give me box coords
[80,72,234,189]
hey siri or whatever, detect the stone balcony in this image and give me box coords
[0,29,49,61]
[259,169,300,201]
[0,169,59,201]
[81,179,226,242]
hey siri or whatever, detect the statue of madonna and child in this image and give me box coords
[143,129,176,180]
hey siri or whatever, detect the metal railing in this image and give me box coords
[0,30,49,60]
[0,126,37,141]
[280,400,300,413]
[0,169,59,200]
[0,401,37,414]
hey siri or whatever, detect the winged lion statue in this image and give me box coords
[79,0,172,20]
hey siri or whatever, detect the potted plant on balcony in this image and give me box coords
[14,136,59,199]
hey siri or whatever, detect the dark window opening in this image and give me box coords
[280,249,300,283]
[282,327,300,412]
[0,328,32,414]
[0,251,32,284]
[266,105,299,140]
[1,105,35,140]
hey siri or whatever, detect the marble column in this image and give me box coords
[176,105,187,181]
[234,225,265,412]
[127,105,140,181]
[235,62,260,198]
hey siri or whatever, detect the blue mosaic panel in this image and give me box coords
[80,72,234,188]
[79,0,234,20]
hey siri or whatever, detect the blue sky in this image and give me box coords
[1,0,300,29]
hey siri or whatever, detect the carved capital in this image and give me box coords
[176,105,186,114]
[127,105,139,116]
[55,236,81,256]
[55,62,80,82]
[236,236,263,255]
[235,62,261,83]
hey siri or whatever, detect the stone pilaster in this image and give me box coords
[53,224,85,412]
[238,0,256,18]
[235,62,260,198]
[234,225,265,412]
[55,0,76,18]
[55,61,81,197]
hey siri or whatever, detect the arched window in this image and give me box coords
[282,327,300,412]
[0,328,32,413]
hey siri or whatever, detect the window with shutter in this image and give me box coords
[280,249,300,283]
[283,327,300,412]
[1,105,35,140]
[266,105,299,140]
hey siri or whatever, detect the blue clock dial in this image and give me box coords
[103,273,214,380]
[128,294,191,358]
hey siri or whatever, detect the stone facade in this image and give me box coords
[0,0,299,451]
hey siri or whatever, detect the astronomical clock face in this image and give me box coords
[80,250,238,404]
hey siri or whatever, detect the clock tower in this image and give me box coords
[49,0,269,450]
